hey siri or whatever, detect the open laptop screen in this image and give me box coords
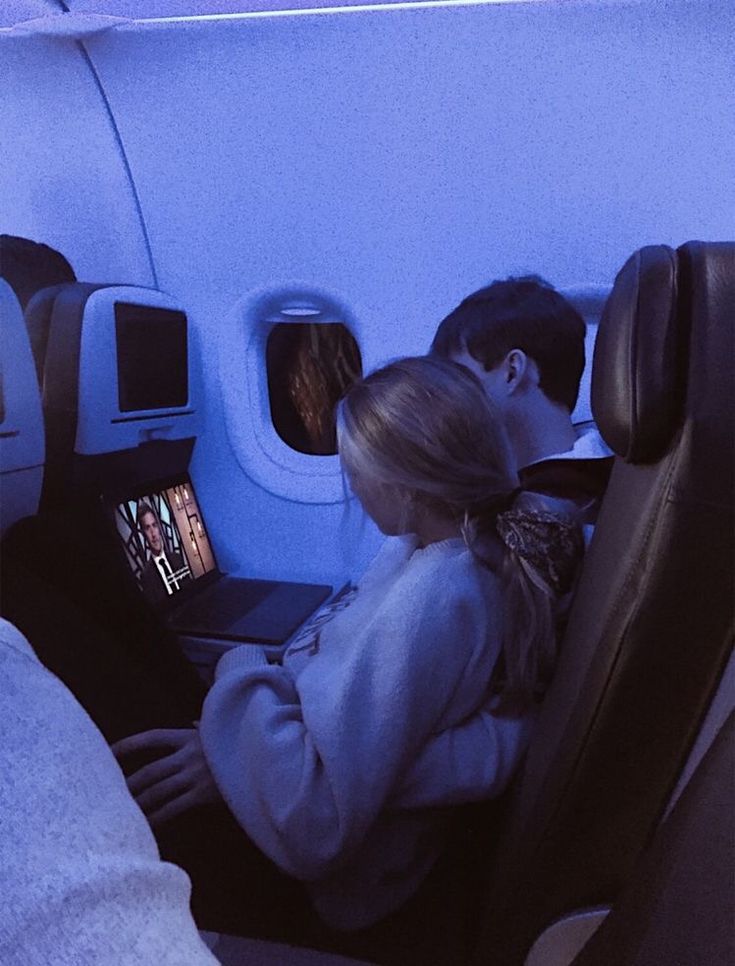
[111,477,216,606]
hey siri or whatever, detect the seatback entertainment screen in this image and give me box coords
[114,301,188,413]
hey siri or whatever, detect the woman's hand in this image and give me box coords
[111,727,222,826]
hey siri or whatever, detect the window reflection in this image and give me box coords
[266,322,362,455]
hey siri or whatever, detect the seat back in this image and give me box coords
[24,282,77,389]
[473,242,735,965]
[0,265,284,935]
[1,278,206,741]
[0,279,44,535]
[35,282,200,513]
[572,710,734,966]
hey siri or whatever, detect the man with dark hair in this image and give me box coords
[432,276,612,529]
[137,503,191,603]
[0,234,76,310]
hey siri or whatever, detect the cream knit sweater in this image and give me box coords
[201,536,531,930]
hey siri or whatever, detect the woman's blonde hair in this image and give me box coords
[337,355,582,708]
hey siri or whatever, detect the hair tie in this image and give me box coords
[495,508,583,595]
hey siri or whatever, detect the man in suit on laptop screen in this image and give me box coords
[137,502,192,603]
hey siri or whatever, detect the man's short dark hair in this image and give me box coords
[136,502,158,528]
[431,276,586,412]
[0,234,76,310]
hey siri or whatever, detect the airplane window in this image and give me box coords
[221,288,363,502]
[266,322,362,456]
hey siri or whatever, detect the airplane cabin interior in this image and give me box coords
[0,1,733,964]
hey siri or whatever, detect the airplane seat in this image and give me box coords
[0,264,204,740]
[0,281,311,948]
[0,280,44,535]
[0,278,179,737]
[0,234,77,388]
[471,241,735,966]
[0,277,317,941]
[570,709,734,966]
[525,703,734,966]
[2,278,207,738]
[24,282,77,388]
[0,235,74,529]
[0,274,206,888]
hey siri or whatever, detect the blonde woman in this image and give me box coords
[115,356,582,943]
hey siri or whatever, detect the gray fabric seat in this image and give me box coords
[0,279,44,533]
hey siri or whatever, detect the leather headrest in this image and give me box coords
[592,245,688,463]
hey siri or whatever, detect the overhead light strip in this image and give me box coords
[129,0,536,25]
[0,0,547,36]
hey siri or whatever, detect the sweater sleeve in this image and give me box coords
[199,554,496,882]
[389,701,536,809]
[0,620,220,966]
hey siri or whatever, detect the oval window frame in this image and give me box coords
[220,284,363,504]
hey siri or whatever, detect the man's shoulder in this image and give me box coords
[568,424,614,461]
[539,424,614,464]
[519,425,614,517]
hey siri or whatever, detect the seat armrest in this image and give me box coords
[525,908,610,966]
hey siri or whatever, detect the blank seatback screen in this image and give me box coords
[115,301,188,412]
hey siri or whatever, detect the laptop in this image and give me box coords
[107,473,332,644]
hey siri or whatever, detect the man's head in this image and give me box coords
[431,276,586,414]
[137,503,163,555]
[0,234,76,310]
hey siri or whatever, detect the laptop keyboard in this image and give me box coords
[174,578,274,628]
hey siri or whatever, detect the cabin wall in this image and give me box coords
[0,40,154,286]
[2,0,732,586]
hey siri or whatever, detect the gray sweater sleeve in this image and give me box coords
[389,701,536,808]
[199,546,500,882]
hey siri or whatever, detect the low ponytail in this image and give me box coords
[336,355,584,709]
[463,491,583,712]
